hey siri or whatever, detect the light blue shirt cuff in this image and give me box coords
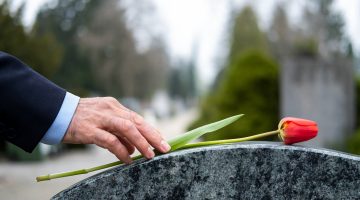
[41,92,80,145]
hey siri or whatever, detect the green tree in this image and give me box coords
[167,58,197,102]
[213,6,269,89]
[191,50,279,140]
[137,38,170,100]
[35,0,169,99]
[346,78,360,154]
[268,4,292,59]
[300,0,348,57]
[0,1,62,78]
[190,6,278,140]
[228,6,268,61]
[34,0,99,96]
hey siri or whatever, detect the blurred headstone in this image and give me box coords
[53,142,360,199]
[281,57,355,148]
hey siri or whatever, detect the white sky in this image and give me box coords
[11,0,360,88]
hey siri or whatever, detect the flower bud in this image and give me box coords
[278,117,318,145]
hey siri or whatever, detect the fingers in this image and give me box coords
[118,136,135,155]
[97,97,171,158]
[130,112,171,153]
[107,117,156,159]
[93,129,132,164]
[103,107,171,154]
[64,97,170,162]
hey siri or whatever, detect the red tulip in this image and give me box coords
[278,117,318,145]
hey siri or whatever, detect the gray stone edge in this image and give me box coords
[54,141,360,198]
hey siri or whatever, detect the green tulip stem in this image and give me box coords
[180,130,280,150]
[36,129,280,182]
[36,155,143,182]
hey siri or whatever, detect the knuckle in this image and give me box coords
[121,120,134,132]
[106,136,118,148]
[109,117,120,125]
[132,112,144,125]
[101,97,117,108]
[142,124,153,134]
[106,97,118,104]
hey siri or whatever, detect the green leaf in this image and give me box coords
[168,114,244,151]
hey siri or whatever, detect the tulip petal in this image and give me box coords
[280,117,317,127]
[279,117,318,145]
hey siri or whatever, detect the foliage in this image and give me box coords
[228,6,268,61]
[293,37,318,58]
[34,0,169,99]
[33,0,99,96]
[345,129,360,155]
[345,78,360,154]
[190,50,279,140]
[0,1,62,78]
[303,0,346,58]
[190,5,279,141]
[168,58,197,101]
[355,78,360,129]
[316,0,345,45]
[269,0,350,60]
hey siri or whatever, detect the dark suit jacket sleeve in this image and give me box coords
[0,51,66,152]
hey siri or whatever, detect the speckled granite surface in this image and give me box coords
[52,142,360,199]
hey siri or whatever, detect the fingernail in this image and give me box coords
[147,147,155,159]
[161,140,171,152]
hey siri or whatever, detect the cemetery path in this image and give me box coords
[0,108,198,200]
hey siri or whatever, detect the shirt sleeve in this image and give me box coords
[41,92,80,144]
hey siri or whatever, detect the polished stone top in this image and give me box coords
[53,142,360,199]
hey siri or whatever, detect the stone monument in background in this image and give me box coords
[281,57,355,148]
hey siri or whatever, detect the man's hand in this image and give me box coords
[62,97,171,164]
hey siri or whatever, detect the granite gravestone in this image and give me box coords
[53,142,360,199]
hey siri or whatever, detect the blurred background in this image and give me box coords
[0,0,360,199]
